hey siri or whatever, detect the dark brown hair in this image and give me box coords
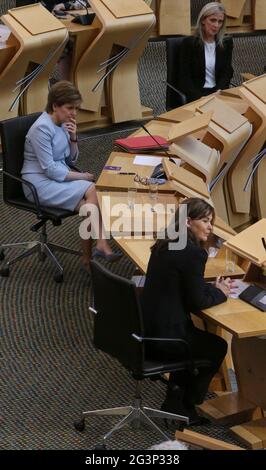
[152,197,215,252]
[46,81,82,113]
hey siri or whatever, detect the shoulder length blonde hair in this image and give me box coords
[195,2,227,47]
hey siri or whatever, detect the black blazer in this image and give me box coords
[141,241,226,342]
[177,35,234,102]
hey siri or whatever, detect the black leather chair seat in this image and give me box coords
[134,358,211,379]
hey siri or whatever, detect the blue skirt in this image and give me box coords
[22,174,93,212]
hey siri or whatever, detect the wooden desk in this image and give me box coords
[200,298,266,449]
[96,152,176,193]
[113,237,245,279]
[97,191,178,237]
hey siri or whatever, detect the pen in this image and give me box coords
[119,172,136,175]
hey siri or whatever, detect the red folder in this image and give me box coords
[114,135,169,152]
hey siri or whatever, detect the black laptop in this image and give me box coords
[239,284,266,312]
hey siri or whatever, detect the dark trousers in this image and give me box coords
[151,327,227,406]
[171,328,227,405]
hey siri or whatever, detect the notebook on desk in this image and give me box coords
[114,136,169,153]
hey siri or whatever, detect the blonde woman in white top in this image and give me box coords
[177,2,233,103]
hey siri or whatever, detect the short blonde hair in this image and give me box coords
[195,2,227,47]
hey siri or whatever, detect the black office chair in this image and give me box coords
[0,113,81,283]
[74,260,211,449]
[166,37,187,111]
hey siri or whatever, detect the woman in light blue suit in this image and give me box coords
[22,81,121,269]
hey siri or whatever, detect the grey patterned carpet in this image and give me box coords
[2,18,266,450]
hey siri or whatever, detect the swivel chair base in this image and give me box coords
[74,381,189,449]
[0,221,81,282]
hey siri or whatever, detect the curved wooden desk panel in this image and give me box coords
[74,0,154,122]
[254,157,266,218]
[0,5,67,120]
[207,120,252,224]
[228,88,266,215]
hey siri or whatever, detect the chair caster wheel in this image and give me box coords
[94,443,107,450]
[74,418,85,432]
[0,250,5,261]
[54,273,63,283]
[0,266,10,277]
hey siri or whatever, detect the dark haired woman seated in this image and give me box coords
[141,198,232,424]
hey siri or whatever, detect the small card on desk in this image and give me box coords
[104,165,121,171]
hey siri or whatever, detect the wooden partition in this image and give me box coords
[198,97,252,224]
[69,0,155,128]
[0,1,154,129]
[0,3,68,121]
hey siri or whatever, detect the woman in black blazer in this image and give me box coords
[177,2,234,103]
[141,198,232,424]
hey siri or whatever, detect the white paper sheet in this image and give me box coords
[229,279,249,299]
[133,155,181,167]
[133,155,162,166]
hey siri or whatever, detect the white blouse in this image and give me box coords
[204,41,216,88]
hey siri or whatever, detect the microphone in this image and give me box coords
[139,123,177,162]
[139,123,178,180]
[71,0,95,25]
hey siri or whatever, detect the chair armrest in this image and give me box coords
[132,333,188,345]
[132,333,199,374]
[164,80,187,111]
[3,170,42,217]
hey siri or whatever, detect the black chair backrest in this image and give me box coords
[166,36,186,111]
[0,113,41,201]
[90,260,145,375]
